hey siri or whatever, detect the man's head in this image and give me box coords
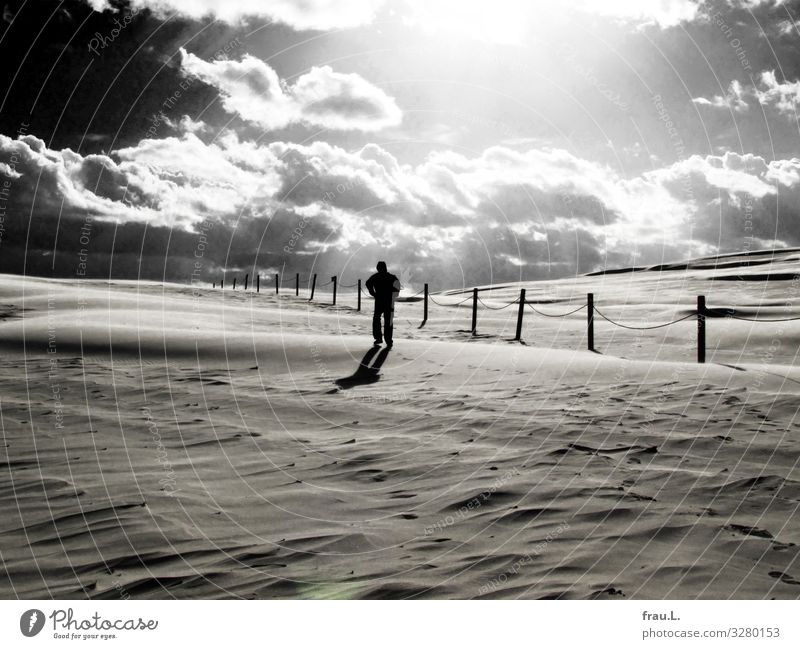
[376,261,387,273]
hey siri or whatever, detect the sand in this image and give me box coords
[1,249,800,599]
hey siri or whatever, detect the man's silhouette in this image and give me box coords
[365,261,401,347]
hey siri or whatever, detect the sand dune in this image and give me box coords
[1,250,800,599]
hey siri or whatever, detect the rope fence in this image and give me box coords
[527,302,587,318]
[478,297,519,311]
[591,308,696,331]
[726,314,800,323]
[211,274,800,362]
[429,294,473,307]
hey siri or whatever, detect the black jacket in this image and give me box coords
[365,271,401,304]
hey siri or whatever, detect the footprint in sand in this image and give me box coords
[724,523,773,539]
[591,586,625,598]
[769,571,800,586]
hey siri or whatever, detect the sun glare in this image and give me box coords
[402,0,533,46]
[401,0,700,45]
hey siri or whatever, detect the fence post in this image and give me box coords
[233,277,237,290]
[515,288,526,341]
[471,288,478,335]
[697,295,706,364]
[332,276,337,305]
[221,278,224,290]
[357,279,362,311]
[295,273,299,296]
[256,275,260,293]
[244,274,249,291]
[212,282,215,289]
[422,283,429,327]
[276,273,280,295]
[309,274,317,301]
[587,292,594,351]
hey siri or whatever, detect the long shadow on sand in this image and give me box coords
[335,346,391,389]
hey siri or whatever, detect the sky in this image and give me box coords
[1,0,800,287]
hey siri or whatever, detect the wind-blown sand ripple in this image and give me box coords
[1,252,800,598]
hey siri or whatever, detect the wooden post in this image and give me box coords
[233,277,237,290]
[697,295,706,364]
[422,283,428,327]
[471,288,478,335]
[244,274,249,291]
[332,276,337,306]
[212,282,215,289]
[221,278,224,290]
[357,279,362,312]
[276,273,280,295]
[295,273,299,296]
[309,274,317,301]
[587,292,594,351]
[515,288,526,341]
[256,275,260,293]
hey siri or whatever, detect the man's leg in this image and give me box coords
[384,303,394,346]
[373,306,383,344]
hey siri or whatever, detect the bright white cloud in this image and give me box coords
[778,18,800,35]
[401,0,701,44]
[693,79,749,112]
[693,72,800,116]
[0,161,21,178]
[4,127,800,272]
[0,132,284,229]
[574,0,700,27]
[755,70,800,115]
[180,50,402,132]
[88,0,385,30]
[646,151,777,198]
[87,0,706,37]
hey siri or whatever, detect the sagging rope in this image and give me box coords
[429,294,473,307]
[593,307,696,330]
[526,302,587,318]
[477,297,520,310]
[726,313,800,323]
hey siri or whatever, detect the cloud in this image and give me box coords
[397,0,703,47]
[87,0,385,30]
[777,18,800,35]
[3,125,800,282]
[86,0,711,37]
[693,72,800,116]
[649,151,775,198]
[180,50,402,132]
[645,151,800,249]
[291,66,402,131]
[692,79,749,112]
[754,70,800,115]
[575,0,700,27]
[0,131,283,230]
[0,161,21,178]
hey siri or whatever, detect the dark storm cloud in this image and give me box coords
[0,0,241,152]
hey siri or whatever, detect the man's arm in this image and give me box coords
[365,275,377,297]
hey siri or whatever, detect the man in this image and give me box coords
[365,261,401,347]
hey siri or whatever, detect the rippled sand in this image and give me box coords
[2,250,800,598]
